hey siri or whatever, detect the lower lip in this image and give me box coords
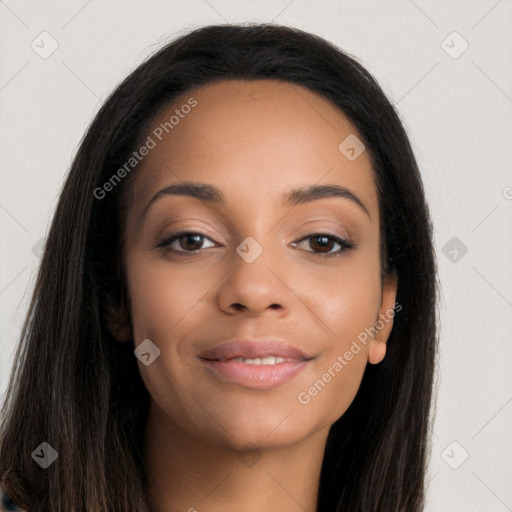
[199,358,310,390]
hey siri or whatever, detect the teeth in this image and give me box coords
[230,356,288,365]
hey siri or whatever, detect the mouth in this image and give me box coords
[201,355,303,365]
[197,339,314,390]
[198,339,313,362]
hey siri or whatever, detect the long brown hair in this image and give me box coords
[0,23,439,511]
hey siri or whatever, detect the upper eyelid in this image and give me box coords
[159,229,218,243]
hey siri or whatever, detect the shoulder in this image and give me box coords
[1,481,28,511]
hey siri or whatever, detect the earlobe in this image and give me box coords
[368,341,386,365]
[368,272,398,365]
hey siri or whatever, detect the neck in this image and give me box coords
[142,399,329,512]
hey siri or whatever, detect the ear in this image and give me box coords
[368,272,398,365]
[104,292,132,343]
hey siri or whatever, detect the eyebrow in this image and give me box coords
[138,181,371,224]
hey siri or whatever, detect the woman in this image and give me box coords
[0,23,439,512]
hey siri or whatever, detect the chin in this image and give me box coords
[200,413,314,452]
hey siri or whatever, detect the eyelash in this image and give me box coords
[156,230,355,258]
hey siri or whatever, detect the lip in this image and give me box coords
[197,339,314,390]
[198,339,313,361]
[199,358,310,390]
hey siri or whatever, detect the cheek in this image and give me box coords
[295,274,379,424]
[125,255,211,342]
[292,252,381,422]
[296,347,367,428]
[302,252,381,338]
[309,283,378,337]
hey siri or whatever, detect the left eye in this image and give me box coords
[292,233,353,257]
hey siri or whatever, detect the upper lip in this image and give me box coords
[198,339,313,361]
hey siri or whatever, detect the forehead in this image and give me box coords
[129,79,378,221]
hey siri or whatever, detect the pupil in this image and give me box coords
[182,234,202,250]
[311,236,332,253]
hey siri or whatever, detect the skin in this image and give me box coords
[109,79,397,512]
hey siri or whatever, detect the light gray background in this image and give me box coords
[1,1,511,510]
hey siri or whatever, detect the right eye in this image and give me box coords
[156,231,217,254]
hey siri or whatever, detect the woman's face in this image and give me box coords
[120,79,397,450]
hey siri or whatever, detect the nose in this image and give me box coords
[216,241,295,317]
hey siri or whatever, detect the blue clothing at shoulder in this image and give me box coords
[1,483,27,511]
